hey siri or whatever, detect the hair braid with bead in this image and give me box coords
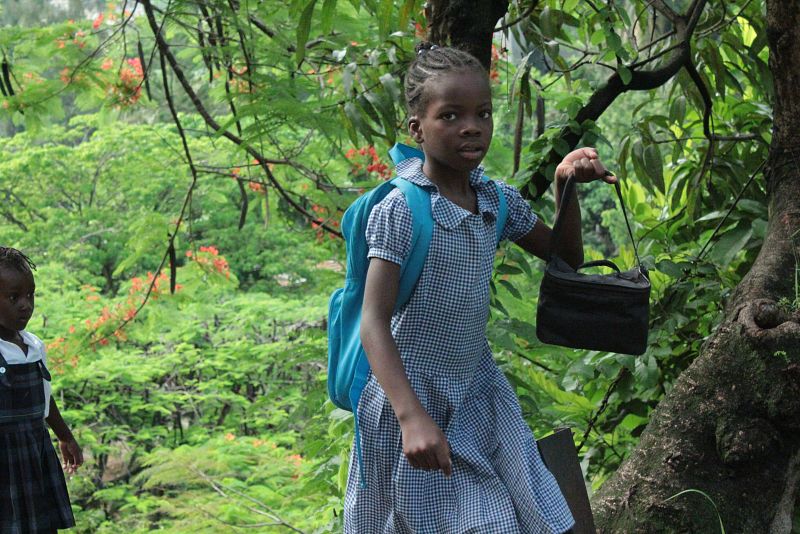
[0,247,36,274]
[405,42,487,115]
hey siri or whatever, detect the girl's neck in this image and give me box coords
[422,162,478,214]
[422,162,473,196]
[0,326,22,345]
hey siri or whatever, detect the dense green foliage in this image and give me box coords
[0,0,776,530]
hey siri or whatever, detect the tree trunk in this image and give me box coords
[426,0,508,69]
[591,2,800,531]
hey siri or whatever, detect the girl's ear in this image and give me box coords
[408,116,423,143]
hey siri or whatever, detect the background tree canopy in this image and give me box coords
[1,0,797,532]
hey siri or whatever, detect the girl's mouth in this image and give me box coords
[458,146,484,160]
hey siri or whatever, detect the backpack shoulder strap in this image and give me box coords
[493,180,508,246]
[390,177,433,309]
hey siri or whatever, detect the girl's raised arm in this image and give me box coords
[360,258,452,476]
[515,147,615,267]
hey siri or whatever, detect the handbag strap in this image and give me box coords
[549,176,643,268]
[577,259,620,273]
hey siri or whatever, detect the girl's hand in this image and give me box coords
[555,147,617,184]
[59,437,84,475]
[399,410,452,476]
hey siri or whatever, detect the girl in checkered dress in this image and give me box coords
[0,248,82,533]
[345,43,616,533]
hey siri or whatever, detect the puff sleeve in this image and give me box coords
[496,181,538,242]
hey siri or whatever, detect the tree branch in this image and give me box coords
[140,0,342,238]
[650,0,682,27]
[526,43,691,197]
[685,0,708,34]
[494,1,538,32]
[524,0,715,198]
[684,57,759,142]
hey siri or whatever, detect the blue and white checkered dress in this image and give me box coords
[344,158,575,533]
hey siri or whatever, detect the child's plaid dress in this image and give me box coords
[0,333,75,533]
[344,158,575,533]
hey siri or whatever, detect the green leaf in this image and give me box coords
[630,139,651,191]
[708,225,753,267]
[379,73,401,101]
[295,0,318,66]
[618,65,632,86]
[539,7,556,38]
[320,0,337,34]
[606,31,623,53]
[525,369,594,411]
[669,95,687,125]
[342,62,357,95]
[499,278,523,300]
[656,259,688,278]
[495,264,524,275]
[617,136,631,180]
[643,144,665,193]
[377,0,393,41]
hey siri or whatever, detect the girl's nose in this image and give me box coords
[461,120,481,136]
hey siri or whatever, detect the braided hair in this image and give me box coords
[0,247,36,274]
[404,42,487,115]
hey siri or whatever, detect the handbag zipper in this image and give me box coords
[542,273,649,295]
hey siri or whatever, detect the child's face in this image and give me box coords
[0,267,35,337]
[409,69,493,182]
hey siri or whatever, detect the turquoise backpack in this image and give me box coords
[326,143,508,486]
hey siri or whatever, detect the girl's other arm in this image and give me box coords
[360,258,452,476]
[516,147,615,268]
[46,397,84,474]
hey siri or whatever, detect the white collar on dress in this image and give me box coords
[395,158,502,230]
[0,330,44,363]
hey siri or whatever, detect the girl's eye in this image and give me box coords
[479,110,492,119]
[441,112,456,121]
[7,295,16,302]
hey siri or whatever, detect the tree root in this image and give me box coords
[737,299,800,353]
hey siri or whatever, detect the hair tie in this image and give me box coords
[417,44,439,56]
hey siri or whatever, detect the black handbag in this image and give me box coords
[536,177,651,355]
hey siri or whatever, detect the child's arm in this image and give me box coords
[516,147,615,267]
[46,397,84,474]
[360,258,452,476]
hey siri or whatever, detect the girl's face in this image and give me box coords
[0,267,35,339]
[409,69,493,183]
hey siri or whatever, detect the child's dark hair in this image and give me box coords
[405,42,487,115]
[0,247,36,274]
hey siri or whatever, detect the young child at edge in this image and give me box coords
[345,43,616,533]
[0,248,83,533]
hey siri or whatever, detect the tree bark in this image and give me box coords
[591,2,800,531]
[426,0,508,69]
